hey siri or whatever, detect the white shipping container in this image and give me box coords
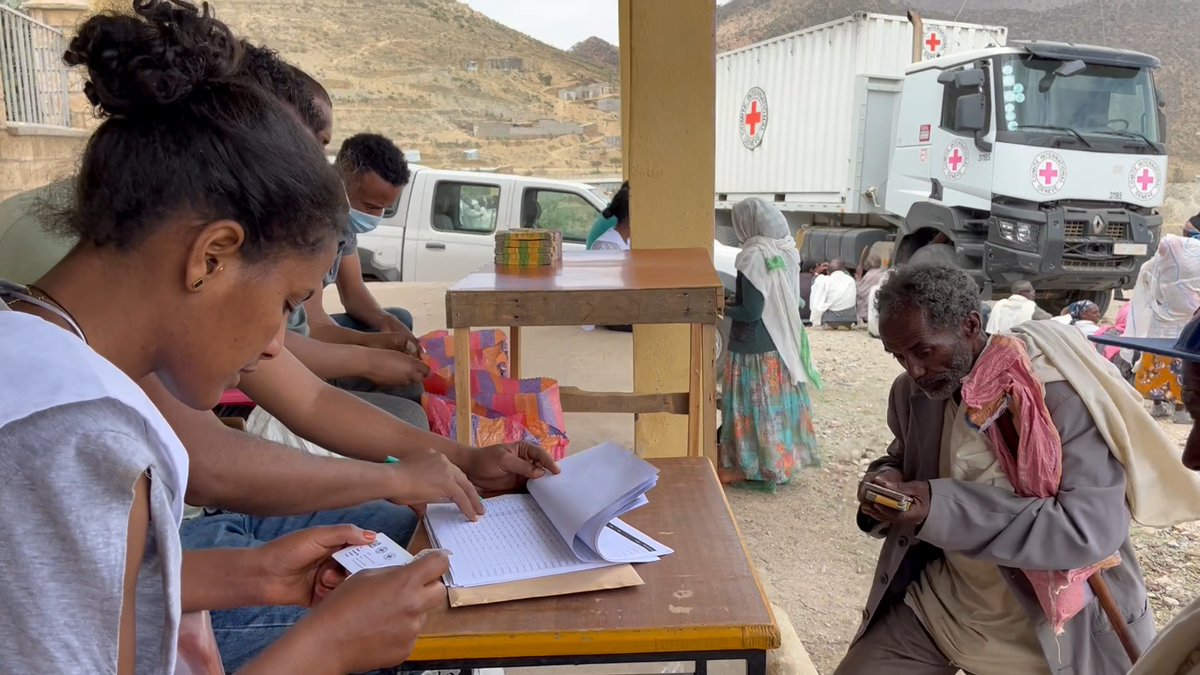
[715,12,1006,213]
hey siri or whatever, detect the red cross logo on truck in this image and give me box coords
[923,28,946,58]
[943,139,968,180]
[1030,151,1066,195]
[948,147,964,172]
[1038,161,1059,186]
[1129,159,1162,200]
[739,87,769,150]
[1136,168,1155,192]
[744,100,762,137]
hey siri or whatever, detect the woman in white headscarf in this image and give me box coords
[1124,234,1200,421]
[719,198,822,490]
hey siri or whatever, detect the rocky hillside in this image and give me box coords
[568,36,619,72]
[717,0,1200,175]
[205,0,620,175]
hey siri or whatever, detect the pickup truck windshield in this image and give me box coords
[998,55,1160,147]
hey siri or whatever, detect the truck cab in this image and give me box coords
[886,41,1165,310]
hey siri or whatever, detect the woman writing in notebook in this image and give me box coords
[0,2,449,672]
[719,198,822,490]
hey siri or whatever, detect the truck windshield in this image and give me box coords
[998,55,1160,147]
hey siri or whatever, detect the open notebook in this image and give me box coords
[425,443,673,588]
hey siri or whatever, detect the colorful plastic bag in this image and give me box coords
[420,330,569,459]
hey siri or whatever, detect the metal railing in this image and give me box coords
[0,6,71,127]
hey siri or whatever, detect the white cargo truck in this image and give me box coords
[715,12,1166,312]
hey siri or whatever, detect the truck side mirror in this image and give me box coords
[954,68,985,89]
[956,93,986,132]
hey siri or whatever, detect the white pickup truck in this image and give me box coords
[355,165,741,287]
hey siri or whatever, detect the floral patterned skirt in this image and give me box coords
[1136,353,1183,403]
[720,350,819,490]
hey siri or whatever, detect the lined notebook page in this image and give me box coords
[425,494,616,588]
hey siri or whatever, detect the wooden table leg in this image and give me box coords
[509,326,521,379]
[701,322,717,465]
[691,321,705,456]
[454,328,472,445]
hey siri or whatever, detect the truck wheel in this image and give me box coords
[907,243,959,268]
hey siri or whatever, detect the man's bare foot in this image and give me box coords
[718,467,746,485]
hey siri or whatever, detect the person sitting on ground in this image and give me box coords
[0,26,561,672]
[856,254,886,325]
[586,180,629,250]
[0,3,451,671]
[837,263,1161,675]
[290,133,428,402]
[1064,299,1103,337]
[986,280,1052,333]
[797,259,817,325]
[719,198,822,489]
[810,258,858,328]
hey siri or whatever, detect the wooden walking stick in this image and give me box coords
[1089,574,1141,664]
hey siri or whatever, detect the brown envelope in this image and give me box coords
[447,564,644,607]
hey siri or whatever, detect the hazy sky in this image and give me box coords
[460,1,732,50]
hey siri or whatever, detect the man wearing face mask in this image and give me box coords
[288,133,428,401]
[835,263,1159,675]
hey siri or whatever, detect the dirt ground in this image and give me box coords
[731,325,1200,673]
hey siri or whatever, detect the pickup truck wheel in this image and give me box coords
[907,243,959,268]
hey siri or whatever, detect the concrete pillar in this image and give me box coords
[619,0,716,457]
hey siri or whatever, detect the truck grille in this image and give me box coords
[1062,258,1136,271]
[1063,220,1129,239]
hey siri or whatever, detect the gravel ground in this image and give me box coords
[726,326,1200,674]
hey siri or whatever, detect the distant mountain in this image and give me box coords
[569,36,619,73]
[207,0,619,175]
[716,0,1200,174]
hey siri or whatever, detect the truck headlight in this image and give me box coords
[997,219,1038,247]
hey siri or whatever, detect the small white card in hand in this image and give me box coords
[333,533,414,575]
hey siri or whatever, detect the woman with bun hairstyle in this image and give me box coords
[0,2,447,673]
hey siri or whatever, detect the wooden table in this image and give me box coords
[405,457,780,674]
[446,249,724,457]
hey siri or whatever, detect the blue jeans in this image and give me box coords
[180,502,419,673]
[331,307,413,333]
[330,307,425,404]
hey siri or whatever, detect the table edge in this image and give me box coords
[408,623,782,661]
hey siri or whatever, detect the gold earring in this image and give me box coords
[191,278,205,290]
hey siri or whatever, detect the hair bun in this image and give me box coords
[64,0,240,118]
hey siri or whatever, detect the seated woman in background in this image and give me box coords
[586,182,633,332]
[589,181,631,252]
[0,2,446,672]
[719,198,822,490]
[586,181,629,250]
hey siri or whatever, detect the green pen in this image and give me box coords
[385,456,399,464]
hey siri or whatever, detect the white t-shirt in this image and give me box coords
[987,295,1039,333]
[591,227,629,251]
[0,289,189,673]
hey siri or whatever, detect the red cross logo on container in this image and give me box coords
[943,139,969,181]
[1128,159,1161,201]
[923,28,946,59]
[1030,151,1066,196]
[739,87,769,150]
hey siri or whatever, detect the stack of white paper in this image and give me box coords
[425,443,673,588]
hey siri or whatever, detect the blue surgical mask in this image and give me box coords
[348,207,383,234]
